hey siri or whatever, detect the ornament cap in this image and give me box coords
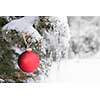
[26,48,32,51]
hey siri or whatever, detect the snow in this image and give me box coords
[46,54,100,82]
[26,78,34,83]
[42,16,70,62]
[45,16,100,83]
[2,16,42,41]
[0,79,4,83]
[11,46,23,54]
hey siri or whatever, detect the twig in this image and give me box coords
[22,33,28,48]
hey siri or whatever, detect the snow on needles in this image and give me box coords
[2,16,42,40]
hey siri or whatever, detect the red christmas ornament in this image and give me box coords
[18,48,40,73]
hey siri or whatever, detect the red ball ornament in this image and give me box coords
[18,48,40,73]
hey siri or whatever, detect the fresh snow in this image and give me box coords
[46,54,100,83]
[11,46,23,54]
[2,16,42,41]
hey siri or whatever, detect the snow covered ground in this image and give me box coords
[46,56,100,83]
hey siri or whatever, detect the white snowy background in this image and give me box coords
[46,16,100,83]
[47,57,100,82]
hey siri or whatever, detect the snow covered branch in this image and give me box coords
[2,16,42,41]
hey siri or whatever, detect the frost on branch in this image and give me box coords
[32,16,70,81]
[38,16,70,62]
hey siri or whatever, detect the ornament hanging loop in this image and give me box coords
[22,32,28,48]
[22,32,32,49]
